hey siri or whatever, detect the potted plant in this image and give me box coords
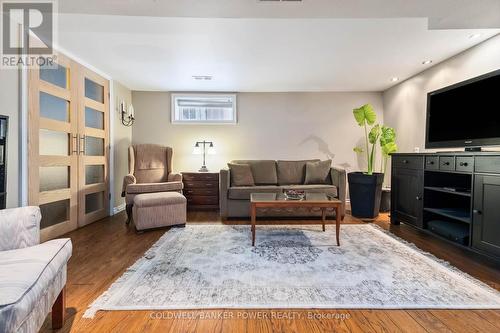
[349,104,397,219]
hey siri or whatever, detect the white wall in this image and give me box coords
[112,81,133,210]
[0,69,19,208]
[383,34,500,154]
[131,91,384,174]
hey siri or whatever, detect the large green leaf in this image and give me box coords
[368,124,381,144]
[353,104,377,126]
[382,141,398,157]
[380,126,396,146]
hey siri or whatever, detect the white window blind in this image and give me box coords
[171,94,237,124]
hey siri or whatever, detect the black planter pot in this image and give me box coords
[380,188,391,212]
[348,172,384,219]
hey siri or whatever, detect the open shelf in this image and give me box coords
[424,186,471,197]
[423,207,471,224]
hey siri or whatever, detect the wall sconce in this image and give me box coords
[193,140,216,172]
[120,100,135,127]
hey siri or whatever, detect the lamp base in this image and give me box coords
[198,165,209,172]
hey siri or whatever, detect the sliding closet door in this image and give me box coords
[29,54,79,241]
[77,68,110,226]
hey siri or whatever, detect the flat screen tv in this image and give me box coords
[425,69,500,149]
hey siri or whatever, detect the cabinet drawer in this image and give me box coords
[425,156,439,170]
[475,156,500,174]
[456,157,474,173]
[184,188,218,196]
[184,181,219,189]
[439,156,455,171]
[393,156,424,170]
[182,173,218,181]
[185,195,219,205]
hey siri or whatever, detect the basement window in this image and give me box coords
[171,94,237,124]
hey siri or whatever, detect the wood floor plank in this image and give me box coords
[37,211,500,333]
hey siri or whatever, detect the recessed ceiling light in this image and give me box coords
[469,33,482,39]
[192,75,213,81]
[390,77,399,82]
[422,60,433,65]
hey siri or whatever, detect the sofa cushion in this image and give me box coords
[0,239,72,331]
[305,160,332,184]
[277,160,319,185]
[231,160,277,185]
[228,163,255,186]
[282,184,338,197]
[228,186,282,200]
[134,192,186,207]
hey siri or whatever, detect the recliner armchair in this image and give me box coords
[122,144,183,220]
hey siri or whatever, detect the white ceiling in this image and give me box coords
[57,13,499,92]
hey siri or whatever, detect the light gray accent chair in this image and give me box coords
[220,160,346,219]
[0,206,72,333]
[122,144,183,221]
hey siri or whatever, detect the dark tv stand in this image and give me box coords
[391,152,500,263]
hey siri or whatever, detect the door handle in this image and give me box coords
[71,134,78,155]
[79,135,86,155]
[416,196,422,201]
[473,209,482,215]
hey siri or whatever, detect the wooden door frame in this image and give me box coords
[28,53,79,241]
[77,67,110,227]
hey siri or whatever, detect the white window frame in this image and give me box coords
[171,93,238,125]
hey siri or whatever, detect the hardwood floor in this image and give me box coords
[40,211,500,333]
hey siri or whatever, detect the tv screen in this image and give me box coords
[426,69,500,149]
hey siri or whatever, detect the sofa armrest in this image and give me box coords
[168,172,182,182]
[330,167,347,218]
[0,206,41,251]
[122,174,137,197]
[219,168,230,219]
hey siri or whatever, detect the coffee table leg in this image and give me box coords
[321,208,326,232]
[335,206,341,246]
[251,204,256,246]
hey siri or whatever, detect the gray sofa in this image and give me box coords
[220,160,346,219]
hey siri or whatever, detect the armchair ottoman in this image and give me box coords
[122,144,184,222]
[0,207,72,333]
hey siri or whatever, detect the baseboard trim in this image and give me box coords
[113,204,126,215]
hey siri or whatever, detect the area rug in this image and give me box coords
[84,224,500,317]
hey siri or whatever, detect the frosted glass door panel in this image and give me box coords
[85,78,104,103]
[85,192,104,214]
[85,107,104,129]
[40,92,69,122]
[40,166,70,191]
[40,64,68,89]
[40,199,70,229]
[39,130,69,156]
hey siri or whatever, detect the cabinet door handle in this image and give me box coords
[459,162,468,167]
[443,162,450,166]
[403,160,409,164]
[416,196,422,201]
[473,209,482,215]
[427,161,434,165]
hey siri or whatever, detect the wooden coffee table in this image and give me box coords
[250,193,343,246]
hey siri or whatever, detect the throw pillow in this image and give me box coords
[228,163,255,186]
[304,160,332,184]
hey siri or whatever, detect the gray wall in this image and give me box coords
[383,34,500,154]
[131,91,384,174]
[0,69,19,208]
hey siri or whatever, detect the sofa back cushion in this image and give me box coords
[132,144,172,183]
[304,160,332,184]
[227,163,255,186]
[277,160,320,185]
[231,160,277,185]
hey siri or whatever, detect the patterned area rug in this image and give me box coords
[84,224,500,317]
